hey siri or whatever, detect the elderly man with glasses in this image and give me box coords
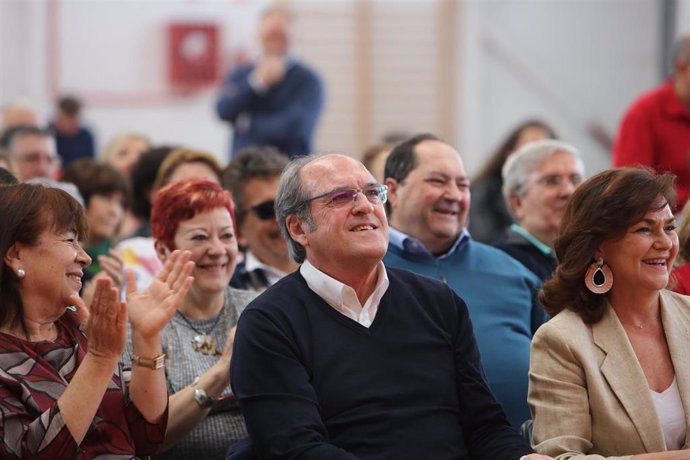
[222,146,296,291]
[5,126,61,181]
[229,153,552,460]
[495,139,585,281]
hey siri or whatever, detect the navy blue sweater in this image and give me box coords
[231,268,532,460]
[216,60,323,158]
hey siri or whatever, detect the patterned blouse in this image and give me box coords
[122,286,258,460]
[0,311,167,459]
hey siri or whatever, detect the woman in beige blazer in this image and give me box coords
[529,167,690,459]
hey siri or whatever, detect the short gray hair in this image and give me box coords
[502,139,583,207]
[276,155,320,263]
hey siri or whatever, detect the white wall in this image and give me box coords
[457,0,661,177]
[1,0,272,163]
[0,0,681,175]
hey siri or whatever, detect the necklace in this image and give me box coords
[174,306,227,355]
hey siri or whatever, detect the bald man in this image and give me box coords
[230,153,552,460]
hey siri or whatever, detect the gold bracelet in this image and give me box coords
[131,352,166,370]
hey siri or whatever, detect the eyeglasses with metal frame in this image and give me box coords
[305,184,388,207]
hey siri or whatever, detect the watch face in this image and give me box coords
[194,388,214,408]
[152,354,166,369]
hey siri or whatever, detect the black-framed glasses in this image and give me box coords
[245,200,276,220]
[305,184,388,207]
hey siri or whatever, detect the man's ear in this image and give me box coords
[384,178,399,209]
[154,240,172,263]
[509,193,524,222]
[286,215,309,248]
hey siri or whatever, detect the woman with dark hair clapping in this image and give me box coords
[0,182,193,459]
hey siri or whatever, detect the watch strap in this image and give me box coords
[130,352,166,370]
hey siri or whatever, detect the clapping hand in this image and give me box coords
[98,249,125,288]
[80,249,125,308]
[73,276,127,363]
[218,326,237,366]
[126,250,194,341]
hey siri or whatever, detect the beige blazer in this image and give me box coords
[528,290,690,460]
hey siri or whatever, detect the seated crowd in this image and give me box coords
[2,34,690,460]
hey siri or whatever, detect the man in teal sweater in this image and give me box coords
[382,133,544,429]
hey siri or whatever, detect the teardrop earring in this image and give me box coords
[584,258,612,294]
[16,268,26,279]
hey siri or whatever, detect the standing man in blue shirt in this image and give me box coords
[383,133,545,429]
[216,6,324,159]
[49,95,96,168]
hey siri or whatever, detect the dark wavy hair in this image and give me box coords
[0,183,88,335]
[62,158,130,208]
[540,167,676,323]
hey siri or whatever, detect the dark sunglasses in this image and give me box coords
[246,199,276,221]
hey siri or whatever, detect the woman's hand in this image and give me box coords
[203,326,237,390]
[98,249,124,289]
[218,326,236,366]
[79,250,125,307]
[127,250,194,341]
[82,276,127,362]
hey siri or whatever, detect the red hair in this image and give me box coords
[151,179,235,251]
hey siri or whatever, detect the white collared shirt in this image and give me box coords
[300,259,389,328]
[244,250,288,287]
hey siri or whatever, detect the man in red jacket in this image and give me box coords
[613,35,690,210]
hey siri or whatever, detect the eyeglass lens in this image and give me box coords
[325,185,387,206]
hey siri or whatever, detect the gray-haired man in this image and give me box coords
[229,153,551,460]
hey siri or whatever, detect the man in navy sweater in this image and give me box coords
[215,6,324,159]
[229,153,552,460]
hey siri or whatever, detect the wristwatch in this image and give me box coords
[130,353,166,370]
[194,388,216,408]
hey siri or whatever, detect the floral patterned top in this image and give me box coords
[0,311,167,459]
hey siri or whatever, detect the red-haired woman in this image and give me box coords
[126,179,257,459]
[0,183,193,458]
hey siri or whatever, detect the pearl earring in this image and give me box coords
[16,268,26,279]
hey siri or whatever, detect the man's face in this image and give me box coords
[387,140,470,255]
[238,176,290,269]
[11,134,60,181]
[512,151,584,244]
[55,113,80,136]
[290,155,389,277]
[259,11,292,57]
